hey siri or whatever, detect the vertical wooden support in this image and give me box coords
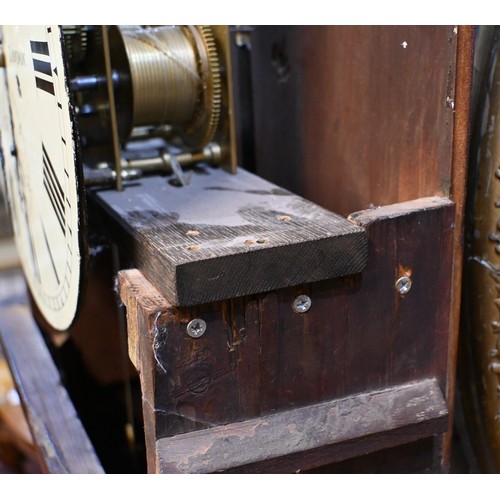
[443,25,475,470]
[117,271,170,473]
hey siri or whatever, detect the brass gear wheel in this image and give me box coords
[62,25,89,66]
[181,25,223,149]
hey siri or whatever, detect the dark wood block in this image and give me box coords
[156,378,448,474]
[307,438,437,474]
[93,166,367,306]
[348,196,455,394]
[118,196,455,473]
[0,291,103,474]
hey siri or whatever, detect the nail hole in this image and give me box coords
[168,178,183,187]
[271,41,291,83]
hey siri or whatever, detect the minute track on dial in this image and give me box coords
[2,25,86,331]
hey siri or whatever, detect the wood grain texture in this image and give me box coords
[308,438,436,474]
[0,294,103,473]
[346,197,455,396]
[240,24,471,471]
[118,269,170,472]
[156,378,448,474]
[119,196,455,473]
[442,25,474,470]
[249,26,458,216]
[93,166,367,306]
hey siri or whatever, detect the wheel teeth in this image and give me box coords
[197,25,222,145]
[62,25,89,65]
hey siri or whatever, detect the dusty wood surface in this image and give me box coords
[156,378,448,473]
[94,166,367,306]
[348,196,454,224]
[119,196,455,473]
[0,291,103,474]
[248,26,458,216]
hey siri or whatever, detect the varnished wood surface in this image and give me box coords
[157,378,448,473]
[249,26,458,216]
[119,196,455,473]
[443,25,474,470]
[0,290,103,474]
[94,166,367,306]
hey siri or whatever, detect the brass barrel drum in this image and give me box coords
[109,25,222,148]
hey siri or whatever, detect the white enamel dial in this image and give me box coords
[2,25,84,331]
[0,67,15,202]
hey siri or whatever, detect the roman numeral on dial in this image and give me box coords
[31,40,55,96]
[42,143,66,235]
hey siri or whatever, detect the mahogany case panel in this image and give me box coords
[248,26,458,215]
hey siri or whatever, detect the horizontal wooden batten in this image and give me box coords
[92,166,367,306]
[156,378,448,474]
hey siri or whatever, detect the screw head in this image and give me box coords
[293,294,312,313]
[187,319,207,338]
[395,276,412,295]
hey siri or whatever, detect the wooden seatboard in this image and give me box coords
[93,166,367,306]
